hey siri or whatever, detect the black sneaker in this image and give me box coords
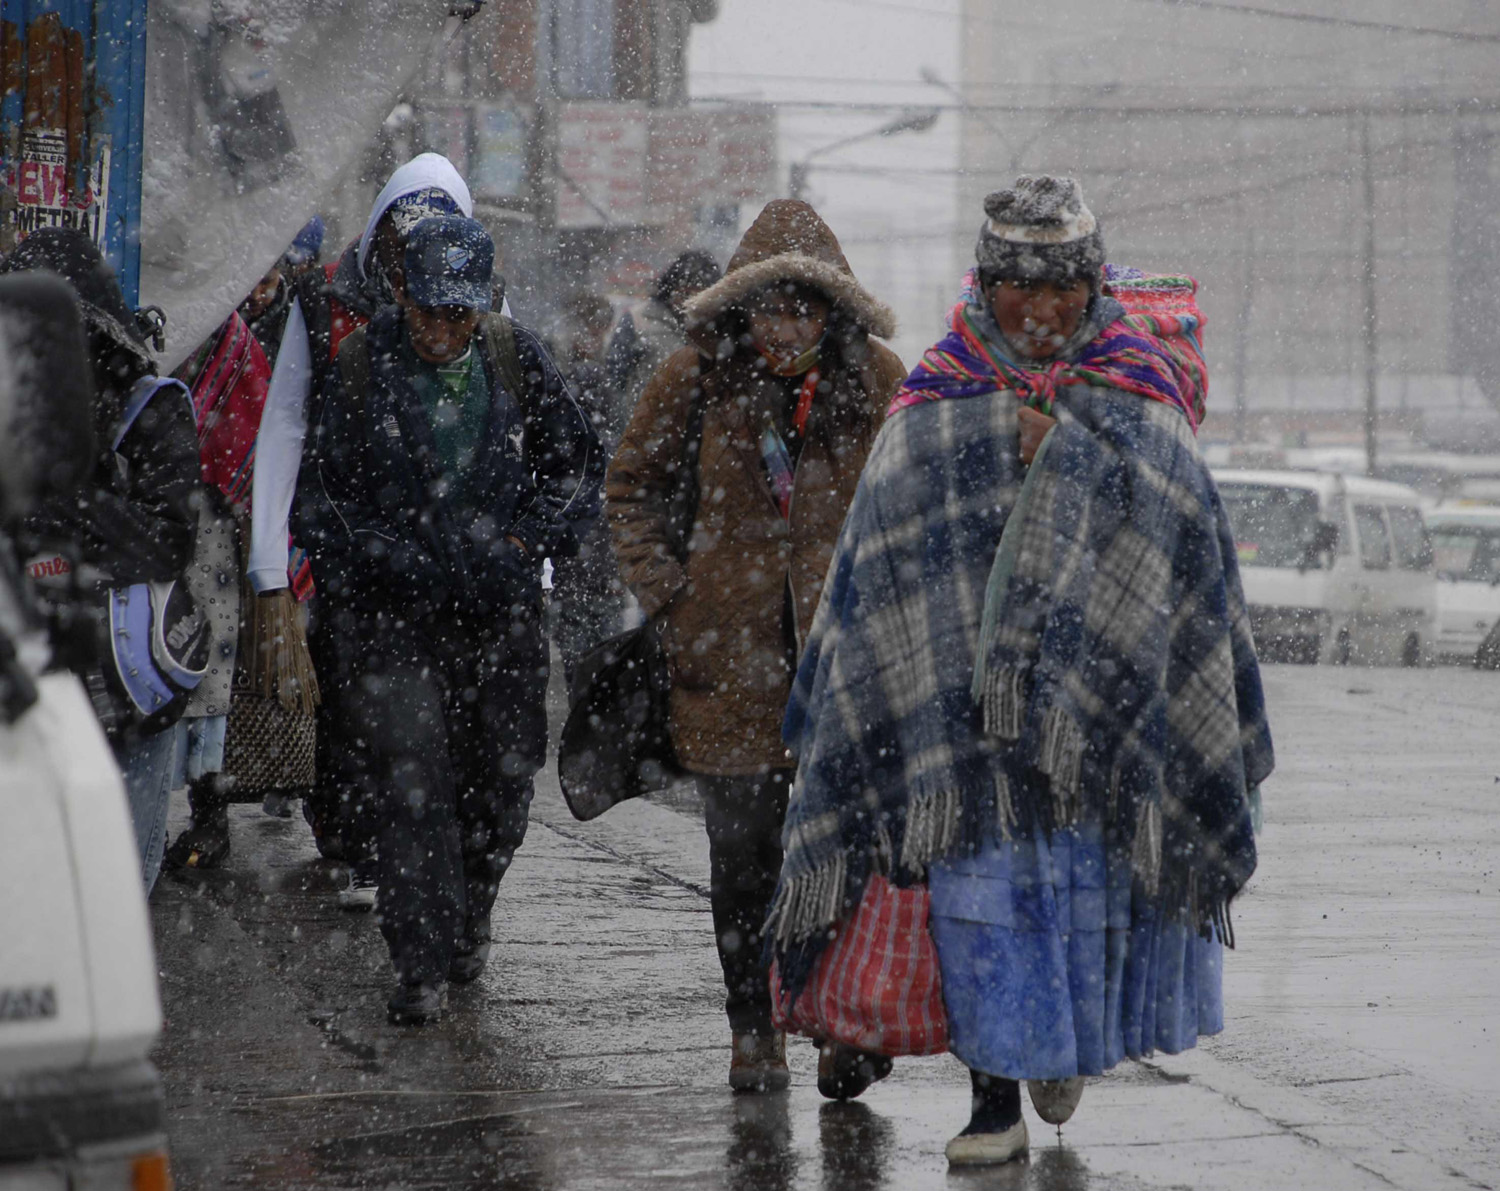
[337,866,378,912]
[448,942,491,985]
[817,1042,893,1101]
[387,980,446,1026]
[164,811,231,871]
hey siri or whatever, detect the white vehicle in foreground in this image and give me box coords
[0,273,170,1189]
[1426,506,1500,665]
[1214,469,1436,666]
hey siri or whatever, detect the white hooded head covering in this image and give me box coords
[356,153,474,280]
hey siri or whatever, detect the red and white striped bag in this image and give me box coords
[771,874,949,1056]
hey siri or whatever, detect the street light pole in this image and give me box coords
[1360,112,1380,478]
[788,107,941,200]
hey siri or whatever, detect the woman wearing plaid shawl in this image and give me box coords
[770,177,1272,1167]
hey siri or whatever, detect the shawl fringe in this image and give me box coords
[1131,800,1162,896]
[899,784,963,874]
[767,851,847,948]
[1038,704,1085,823]
[978,664,1025,740]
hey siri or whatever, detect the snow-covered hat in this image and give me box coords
[976,176,1105,288]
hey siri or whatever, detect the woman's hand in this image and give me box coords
[1017,406,1057,465]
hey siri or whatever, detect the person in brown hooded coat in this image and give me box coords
[607,200,906,1091]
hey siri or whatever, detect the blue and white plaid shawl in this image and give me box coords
[770,386,1272,994]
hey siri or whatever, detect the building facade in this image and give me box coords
[955,0,1500,453]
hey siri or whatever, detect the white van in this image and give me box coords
[1425,506,1500,664]
[0,274,170,1188]
[1213,469,1437,666]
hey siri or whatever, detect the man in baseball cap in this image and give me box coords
[296,210,602,1025]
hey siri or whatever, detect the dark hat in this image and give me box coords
[402,215,494,312]
[975,176,1105,288]
[282,215,326,267]
[387,187,465,239]
[0,228,154,369]
[654,249,722,307]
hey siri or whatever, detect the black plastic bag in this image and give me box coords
[558,621,684,821]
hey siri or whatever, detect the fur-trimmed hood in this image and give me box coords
[683,200,896,343]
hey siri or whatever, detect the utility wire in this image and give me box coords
[1118,0,1500,44]
[692,95,1500,118]
[798,0,1498,46]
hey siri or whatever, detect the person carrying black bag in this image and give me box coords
[604,201,906,1092]
[295,215,601,1025]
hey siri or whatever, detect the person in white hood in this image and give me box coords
[246,154,474,906]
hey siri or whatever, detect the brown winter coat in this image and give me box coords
[607,201,907,775]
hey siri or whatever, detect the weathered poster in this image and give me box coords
[9,128,109,242]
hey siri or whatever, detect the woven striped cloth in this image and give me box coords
[888,266,1208,432]
[176,312,314,600]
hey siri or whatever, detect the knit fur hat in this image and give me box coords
[975,176,1105,288]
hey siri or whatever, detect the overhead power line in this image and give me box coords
[692,95,1500,118]
[1119,0,1500,44]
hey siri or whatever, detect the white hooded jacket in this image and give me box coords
[247,155,474,593]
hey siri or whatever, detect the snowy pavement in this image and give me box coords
[150,664,1500,1189]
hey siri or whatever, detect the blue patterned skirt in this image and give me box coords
[928,823,1223,1081]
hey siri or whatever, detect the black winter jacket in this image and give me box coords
[24,379,199,585]
[295,308,602,622]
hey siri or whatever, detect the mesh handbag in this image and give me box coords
[220,536,319,800]
[771,873,950,1057]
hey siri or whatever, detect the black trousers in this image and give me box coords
[304,603,377,866]
[346,614,547,985]
[698,769,792,1036]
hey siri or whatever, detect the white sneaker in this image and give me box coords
[1027,1076,1085,1125]
[946,1118,1029,1167]
[337,869,378,912]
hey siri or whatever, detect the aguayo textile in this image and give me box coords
[177,314,314,600]
[177,313,319,795]
[888,266,1208,432]
[769,379,1271,1070]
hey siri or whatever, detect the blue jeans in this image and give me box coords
[118,721,189,895]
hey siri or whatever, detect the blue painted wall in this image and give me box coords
[2,0,149,303]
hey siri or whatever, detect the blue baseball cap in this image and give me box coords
[282,215,325,266]
[402,215,494,312]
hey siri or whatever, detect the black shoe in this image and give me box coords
[447,942,491,985]
[164,813,231,871]
[302,797,346,860]
[387,980,446,1026]
[817,1042,893,1101]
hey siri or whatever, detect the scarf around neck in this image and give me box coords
[889,266,1208,432]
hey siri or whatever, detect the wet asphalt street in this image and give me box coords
[150,664,1500,1190]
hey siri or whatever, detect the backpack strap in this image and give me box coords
[477,313,529,414]
[334,323,372,409]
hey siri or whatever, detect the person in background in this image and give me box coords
[238,215,326,369]
[607,201,906,1092]
[296,215,602,1025]
[249,155,472,911]
[164,303,320,869]
[1,230,203,893]
[550,290,627,682]
[605,249,722,415]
